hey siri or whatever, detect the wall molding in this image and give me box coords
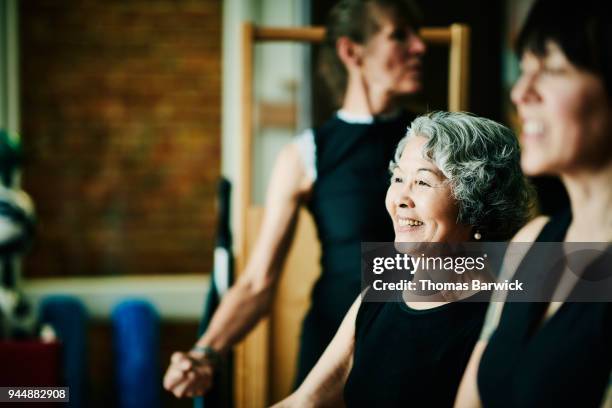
[23,274,210,321]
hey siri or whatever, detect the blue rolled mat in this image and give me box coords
[39,295,88,408]
[112,299,160,408]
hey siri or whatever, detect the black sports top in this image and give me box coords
[344,293,489,407]
[307,112,413,321]
[294,111,413,385]
[478,210,612,407]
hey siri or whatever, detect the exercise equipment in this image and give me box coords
[195,178,234,408]
[112,299,161,408]
[0,129,36,340]
[39,295,88,408]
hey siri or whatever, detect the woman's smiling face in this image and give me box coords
[386,135,472,243]
[511,42,612,175]
[359,15,426,96]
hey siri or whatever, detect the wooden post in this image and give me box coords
[448,24,470,111]
[235,21,270,408]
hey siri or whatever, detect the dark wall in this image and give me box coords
[415,0,504,121]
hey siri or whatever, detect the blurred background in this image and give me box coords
[0,0,567,407]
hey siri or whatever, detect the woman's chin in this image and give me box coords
[396,81,422,95]
[393,241,432,257]
[394,231,427,243]
[520,154,557,176]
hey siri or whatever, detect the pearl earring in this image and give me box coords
[473,230,482,240]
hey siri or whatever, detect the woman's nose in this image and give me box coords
[408,34,426,56]
[511,72,539,106]
[397,187,416,208]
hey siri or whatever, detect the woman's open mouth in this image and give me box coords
[397,217,424,232]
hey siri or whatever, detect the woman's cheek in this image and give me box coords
[385,185,396,216]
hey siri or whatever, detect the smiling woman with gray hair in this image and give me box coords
[393,111,533,241]
[273,111,533,408]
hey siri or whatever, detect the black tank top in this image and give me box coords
[293,112,415,388]
[306,112,413,324]
[478,210,612,407]
[344,293,489,407]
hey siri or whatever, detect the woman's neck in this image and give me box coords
[561,159,612,241]
[341,75,397,116]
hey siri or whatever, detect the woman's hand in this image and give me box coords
[163,350,215,398]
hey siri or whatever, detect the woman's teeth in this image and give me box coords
[523,120,544,135]
[398,218,423,227]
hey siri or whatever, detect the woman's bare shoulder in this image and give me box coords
[273,143,315,198]
[511,215,550,243]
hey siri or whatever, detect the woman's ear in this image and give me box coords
[336,36,363,69]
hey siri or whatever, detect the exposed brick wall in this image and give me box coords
[19,0,221,276]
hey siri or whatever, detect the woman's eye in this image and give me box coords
[540,65,568,76]
[416,179,430,187]
[392,176,403,183]
[543,69,564,76]
[390,29,407,41]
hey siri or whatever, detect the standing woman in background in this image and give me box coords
[455,0,612,406]
[164,0,426,398]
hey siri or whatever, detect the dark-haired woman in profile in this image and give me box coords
[164,0,427,398]
[455,0,612,406]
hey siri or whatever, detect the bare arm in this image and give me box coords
[273,294,363,408]
[454,340,486,408]
[194,143,312,353]
[164,143,312,398]
[602,373,612,408]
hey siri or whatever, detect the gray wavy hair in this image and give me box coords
[391,111,534,241]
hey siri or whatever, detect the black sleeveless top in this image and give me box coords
[293,112,414,387]
[343,293,489,407]
[478,210,612,407]
[307,112,413,324]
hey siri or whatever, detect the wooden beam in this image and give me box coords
[448,24,470,111]
[235,21,271,408]
[237,21,253,300]
[254,26,325,42]
[253,26,452,44]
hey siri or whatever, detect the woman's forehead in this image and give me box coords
[400,135,427,160]
[398,137,440,173]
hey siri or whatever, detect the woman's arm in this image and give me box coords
[454,297,507,408]
[601,373,612,408]
[273,294,363,408]
[454,216,550,407]
[454,339,487,408]
[164,143,313,398]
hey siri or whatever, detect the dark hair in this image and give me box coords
[319,0,422,105]
[516,0,612,97]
